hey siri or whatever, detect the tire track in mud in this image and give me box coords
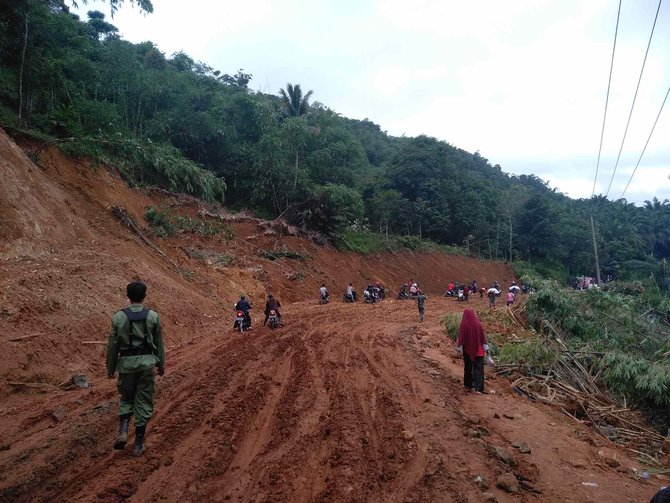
[47,334,267,502]
[2,299,537,503]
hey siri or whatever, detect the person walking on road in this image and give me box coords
[106,281,165,456]
[416,290,427,322]
[487,287,497,309]
[456,308,489,394]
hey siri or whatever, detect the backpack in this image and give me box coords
[122,307,151,348]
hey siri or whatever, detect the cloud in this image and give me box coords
[76,0,670,204]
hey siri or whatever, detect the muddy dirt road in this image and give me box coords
[0,296,660,503]
[0,128,664,502]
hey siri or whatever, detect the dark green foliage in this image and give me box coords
[145,205,224,237]
[144,205,176,237]
[523,278,670,406]
[333,228,389,254]
[498,338,558,367]
[0,1,669,272]
[278,83,313,117]
[333,227,444,254]
[293,184,364,236]
[440,313,462,341]
[600,353,670,406]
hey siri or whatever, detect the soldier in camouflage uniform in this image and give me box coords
[106,281,165,456]
[416,290,427,322]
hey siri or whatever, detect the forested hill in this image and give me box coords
[1,1,669,283]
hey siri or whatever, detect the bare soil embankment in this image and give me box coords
[0,128,663,502]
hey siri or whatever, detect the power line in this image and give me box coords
[605,0,663,197]
[592,0,622,198]
[619,84,670,200]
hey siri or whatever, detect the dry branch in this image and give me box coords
[110,205,183,277]
[8,381,53,388]
[8,334,41,342]
[502,323,665,464]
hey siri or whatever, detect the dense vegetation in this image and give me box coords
[441,272,670,412]
[519,272,670,409]
[1,1,669,286]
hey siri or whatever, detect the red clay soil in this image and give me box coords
[0,128,665,502]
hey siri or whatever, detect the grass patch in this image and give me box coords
[498,338,558,367]
[145,205,225,238]
[335,228,465,255]
[183,247,235,266]
[440,312,462,342]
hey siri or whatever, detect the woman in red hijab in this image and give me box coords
[456,308,489,393]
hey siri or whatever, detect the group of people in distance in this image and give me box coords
[445,280,478,301]
[324,282,387,303]
[485,281,523,309]
[443,279,524,309]
[397,278,424,300]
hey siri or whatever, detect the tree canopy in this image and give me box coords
[0,2,668,283]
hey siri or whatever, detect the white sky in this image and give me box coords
[78,0,670,204]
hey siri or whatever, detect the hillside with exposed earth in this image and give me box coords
[0,128,665,502]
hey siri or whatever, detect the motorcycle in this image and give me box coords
[343,292,356,303]
[397,291,410,300]
[319,294,330,305]
[233,310,250,332]
[267,309,280,329]
[364,290,380,304]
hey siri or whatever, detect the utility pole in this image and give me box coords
[590,214,602,285]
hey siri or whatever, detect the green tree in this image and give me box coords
[278,83,314,192]
[369,189,406,239]
[278,83,313,117]
[87,10,118,40]
[71,0,154,15]
[517,193,558,260]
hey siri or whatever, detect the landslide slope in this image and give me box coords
[0,129,660,502]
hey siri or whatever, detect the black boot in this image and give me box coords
[133,424,146,456]
[113,415,130,450]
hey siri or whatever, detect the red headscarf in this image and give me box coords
[456,308,487,361]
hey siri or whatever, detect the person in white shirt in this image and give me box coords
[345,283,354,302]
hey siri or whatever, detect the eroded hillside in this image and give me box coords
[0,128,663,502]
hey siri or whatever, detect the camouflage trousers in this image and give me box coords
[117,368,155,427]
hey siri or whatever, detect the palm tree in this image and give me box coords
[278,83,314,191]
[279,83,313,117]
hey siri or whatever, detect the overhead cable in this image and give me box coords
[592,0,622,198]
[619,85,670,200]
[605,0,663,197]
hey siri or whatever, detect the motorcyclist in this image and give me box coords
[365,284,374,303]
[264,293,282,325]
[234,294,252,328]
